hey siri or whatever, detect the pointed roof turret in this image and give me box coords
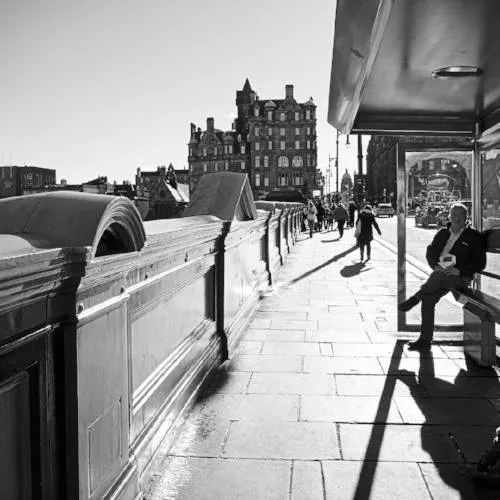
[243,78,252,92]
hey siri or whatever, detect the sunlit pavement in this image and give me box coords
[143,226,500,500]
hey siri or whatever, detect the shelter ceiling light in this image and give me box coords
[432,66,484,79]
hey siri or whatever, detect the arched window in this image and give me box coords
[278,156,289,167]
[292,156,303,167]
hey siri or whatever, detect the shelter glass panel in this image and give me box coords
[480,149,500,298]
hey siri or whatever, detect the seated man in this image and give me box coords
[398,203,486,350]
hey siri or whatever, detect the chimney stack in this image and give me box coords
[207,117,214,131]
[285,84,294,99]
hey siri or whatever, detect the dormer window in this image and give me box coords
[254,107,259,117]
[295,112,299,121]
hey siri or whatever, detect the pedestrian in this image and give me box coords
[398,203,486,350]
[305,200,317,238]
[348,201,357,228]
[316,201,325,232]
[355,204,381,260]
[325,206,334,231]
[332,203,349,238]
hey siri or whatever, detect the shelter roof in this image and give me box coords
[328,0,500,144]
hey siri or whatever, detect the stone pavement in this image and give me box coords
[143,226,500,500]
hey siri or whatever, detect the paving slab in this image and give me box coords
[248,372,335,395]
[322,461,430,500]
[228,354,302,373]
[222,421,340,459]
[145,456,291,500]
[300,395,403,424]
[291,461,324,500]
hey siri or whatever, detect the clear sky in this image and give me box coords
[0,0,366,186]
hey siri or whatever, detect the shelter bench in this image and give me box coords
[456,229,500,366]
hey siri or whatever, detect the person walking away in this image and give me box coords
[306,200,317,238]
[398,203,486,350]
[316,201,325,232]
[348,201,357,228]
[333,203,349,238]
[356,204,381,260]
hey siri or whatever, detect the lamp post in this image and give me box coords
[335,130,339,202]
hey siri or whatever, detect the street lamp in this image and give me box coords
[329,130,351,203]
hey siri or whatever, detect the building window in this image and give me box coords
[241,144,246,154]
[268,127,273,135]
[295,112,299,121]
[307,127,311,135]
[255,157,260,168]
[203,163,208,172]
[280,141,286,150]
[280,127,286,136]
[255,142,260,151]
[307,140,311,149]
[280,112,286,121]
[312,158,316,167]
[264,156,269,168]
[307,154,312,166]
[254,106,259,117]
[229,145,233,154]
[225,160,229,170]
[279,174,288,186]
[264,176,269,187]
[306,109,311,120]
[237,134,241,142]
[214,163,218,171]
[295,127,300,136]
[241,161,246,170]
[255,173,261,187]
[292,156,303,167]
[189,147,193,156]
[295,141,300,149]
[294,174,303,186]
[267,111,273,121]
[203,148,207,157]
[255,127,260,136]
[268,141,272,150]
[312,140,316,149]
[278,156,289,167]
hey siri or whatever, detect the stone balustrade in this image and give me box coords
[0,176,304,499]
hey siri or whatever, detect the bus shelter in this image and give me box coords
[328,0,500,337]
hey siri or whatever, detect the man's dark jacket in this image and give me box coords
[426,223,486,279]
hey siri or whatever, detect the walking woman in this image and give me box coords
[355,204,381,260]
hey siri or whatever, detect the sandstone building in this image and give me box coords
[188,79,318,198]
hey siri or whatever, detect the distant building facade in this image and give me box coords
[188,79,318,198]
[136,164,189,220]
[0,166,56,198]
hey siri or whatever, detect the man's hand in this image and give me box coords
[443,266,460,276]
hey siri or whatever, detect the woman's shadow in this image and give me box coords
[340,261,371,277]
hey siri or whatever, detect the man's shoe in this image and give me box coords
[407,339,431,351]
[398,295,420,312]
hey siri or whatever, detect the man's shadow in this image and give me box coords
[396,350,500,498]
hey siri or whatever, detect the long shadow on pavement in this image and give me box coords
[288,245,358,285]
